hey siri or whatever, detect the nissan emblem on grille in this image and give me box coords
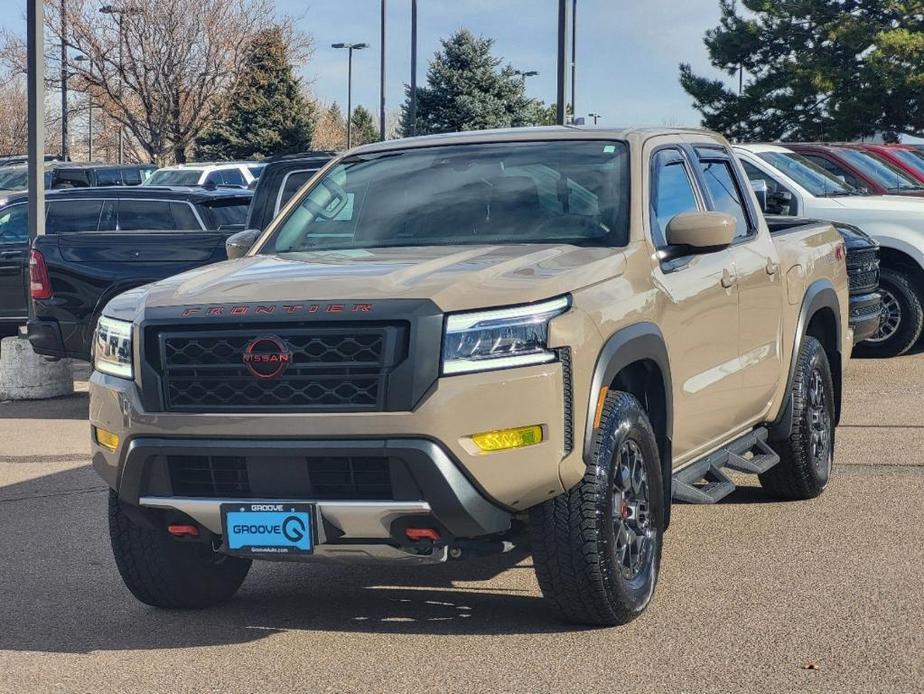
[243,336,292,379]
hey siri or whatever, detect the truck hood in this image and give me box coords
[106,245,624,319]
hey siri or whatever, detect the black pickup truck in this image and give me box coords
[8,187,251,356]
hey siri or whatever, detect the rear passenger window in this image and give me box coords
[0,204,28,242]
[117,200,199,230]
[95,168,123,186]
[697,159,751,239]
[204,201,248,229]
[46,200,103,233]
[651,152,699,248]
[220,169,246,186]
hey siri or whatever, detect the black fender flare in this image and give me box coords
[770,278,841,439]
[582,321,673,466]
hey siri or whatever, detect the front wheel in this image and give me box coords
[108,491,251,609]
[530,391,664,626]
[855,268,923,358]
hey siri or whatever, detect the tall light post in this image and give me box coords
[570,0,577,122]
[332,42,369,149]
[60,0,69,160]
[409,0,418,137]
[73,55,92,160]
[588,112,601,125]
[99,4,138,163]
[379,0,386,141]
[514,69,539,82]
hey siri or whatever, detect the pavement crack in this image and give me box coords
[0,454,89,464]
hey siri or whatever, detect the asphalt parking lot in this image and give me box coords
[0,356,922,694]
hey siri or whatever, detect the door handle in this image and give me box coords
[721,268,737,288]
[766,259,780,275]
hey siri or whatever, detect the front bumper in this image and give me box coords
[849,291,882,343]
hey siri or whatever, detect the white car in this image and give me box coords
[735,143,924,357]
[144,163,255,188]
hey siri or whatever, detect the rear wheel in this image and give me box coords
[855,268,923,358]
[530,391,664,626]
[108,491,251,609]
[761,336,835,500]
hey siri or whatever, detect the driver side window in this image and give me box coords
[651,150,699,248]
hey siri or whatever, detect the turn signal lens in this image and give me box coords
[471,425,543,452]
[94,427,120,451]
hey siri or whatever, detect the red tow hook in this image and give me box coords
[405,528,441,542]
[167,524,200,538]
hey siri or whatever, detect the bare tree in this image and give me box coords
[43,0,297,164]
[311,102,346,151]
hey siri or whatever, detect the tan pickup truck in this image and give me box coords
[90,127,850,625]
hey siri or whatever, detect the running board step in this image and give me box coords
[671,428,781,504]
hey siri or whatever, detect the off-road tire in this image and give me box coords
[530,391,664,626]
[761,336,835,500]
[108,491,251,608]
[855,268,923,358]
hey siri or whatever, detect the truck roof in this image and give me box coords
[350,125,727,154]
[734,143,795,154]
[0,185,253,206]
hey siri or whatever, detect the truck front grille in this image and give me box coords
[167,455,394,500]
[846,249,880,295]
[156,324,406,413]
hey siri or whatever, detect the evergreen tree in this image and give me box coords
[350,105,379,146]
[681,1,924,141]
[400,29,533,136]
[195,27,315,160]
[311,102,347,150]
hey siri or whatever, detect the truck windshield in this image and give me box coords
[836,148,924,192]
[757,151,857,197]
[261,140,630,254]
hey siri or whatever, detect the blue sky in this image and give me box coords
[2,0,732,127]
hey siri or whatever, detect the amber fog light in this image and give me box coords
[471,425,543,452]
[94,427,120,451]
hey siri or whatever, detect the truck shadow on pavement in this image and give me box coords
[0,467,580,656]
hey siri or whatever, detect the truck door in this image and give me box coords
[695,148,783,422]
[649,148,741,461]
[0,203,29,323]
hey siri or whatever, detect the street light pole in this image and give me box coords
[556,0,571,125]
[332,42,369,149]
[410,0,418,137]
[379,0,386,141]
[588,112,601,125]
[570,0,577,122]
[60,0,69,160]
[99,4,137,163]
[27,0,45,246]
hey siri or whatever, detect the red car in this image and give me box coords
[851,143,924,185]
[785,143,924,197]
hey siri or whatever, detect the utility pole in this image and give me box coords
[570,0,577,122]
[60,0,69,160]
[27,0,45,245]
[556,0,571,125]
[379,0,386,141]
[409,0,418,136]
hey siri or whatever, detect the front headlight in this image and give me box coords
[442,296,570,375]
[94,316,134,379]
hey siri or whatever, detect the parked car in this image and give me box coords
[736,144,924,356]
[145,163,256,188]
[90,127,849,625]
[0,186,251,346]
[47,163,157,188]
[786,143,924,197]
[850,143,924,185]
[245,151,335,231]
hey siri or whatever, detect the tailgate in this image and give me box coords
[56,231,225,263]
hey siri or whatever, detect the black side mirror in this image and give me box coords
[750,179,769,213]
[226,228,261,260]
